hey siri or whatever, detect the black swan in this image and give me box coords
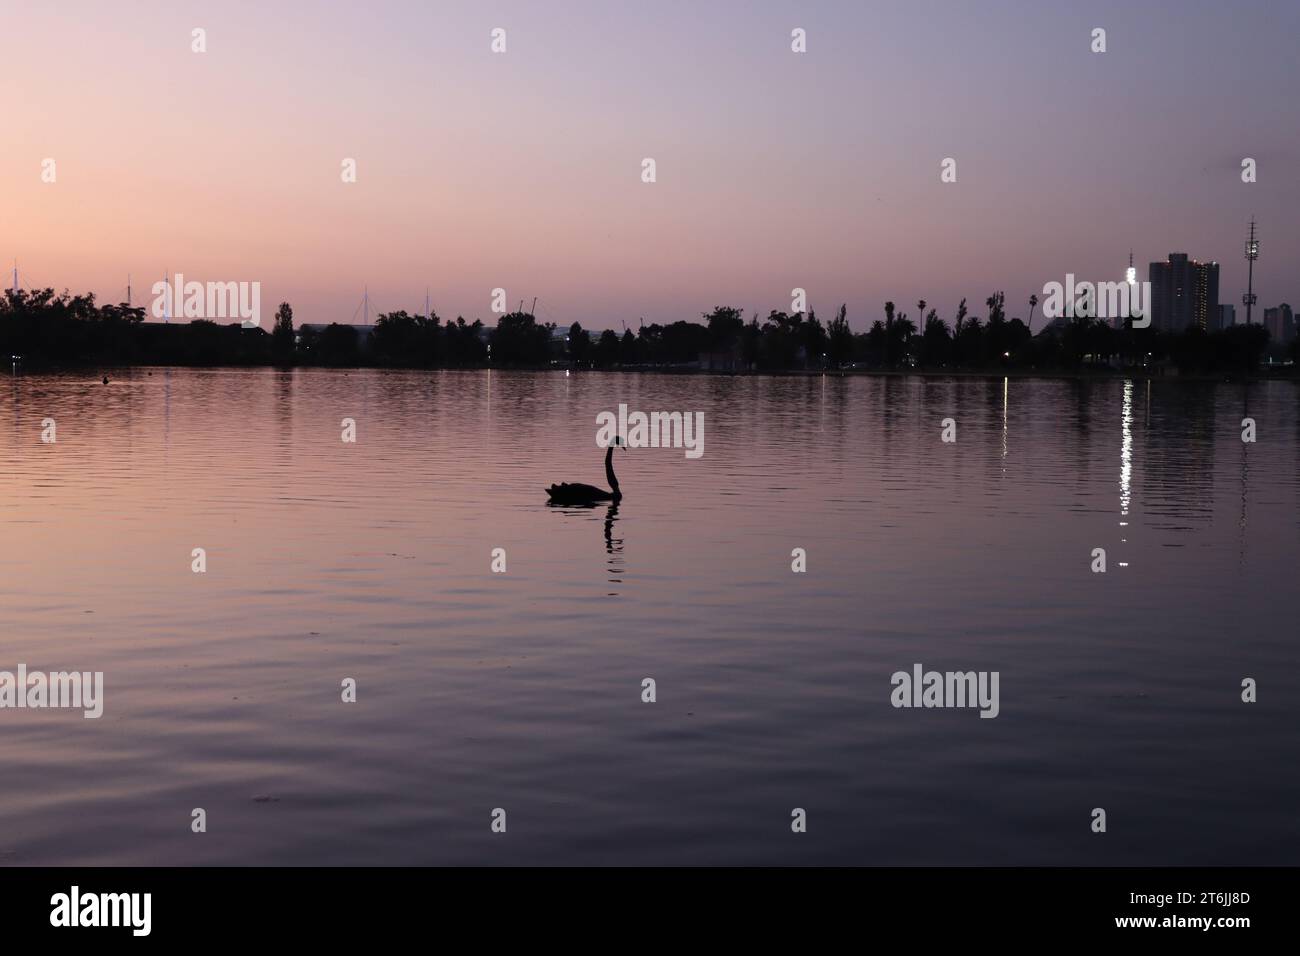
[546,437,624,504]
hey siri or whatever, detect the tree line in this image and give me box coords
[1,287,1284,375]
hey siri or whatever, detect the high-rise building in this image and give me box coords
[1217,304,1235,330]
[1148,253,1220,332]
[1263,303,1295,343]
[1191,260,1218,331]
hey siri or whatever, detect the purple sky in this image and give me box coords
[5,0,1297,330]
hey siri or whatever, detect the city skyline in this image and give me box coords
[8,235,1291,336]
[4,1,1297,330]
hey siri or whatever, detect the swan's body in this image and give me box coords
[546,441,623,504]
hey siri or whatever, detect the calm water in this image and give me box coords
[1,368,1297,866]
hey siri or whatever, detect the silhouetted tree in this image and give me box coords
[593,328,620,367]
[317,323,360,366]
[957,313,984,366]
[985,292,1009,359]
[619,329,638,365]
[865,320,887,366]
[272,302,295,363]
[370,309,442,367]
[913,299,926,365]
[0,281,1279,376]
[951,298,969,364]
[705,306,744,352]
[887,313,915,366]
[882,301,896,367]
[827,304,853,368]
[444,316,487,366]
[920,309,950,367]
[490,311,553,366]
[756,311,804,369]
[740,316,762,369]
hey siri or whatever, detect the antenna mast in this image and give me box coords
[1243,218,1259,326]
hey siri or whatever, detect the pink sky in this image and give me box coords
[4,1,1297,330]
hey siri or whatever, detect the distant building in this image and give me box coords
[1263,303,1295,343]
[1217,304,1235,330]
[1148,253,1219,332]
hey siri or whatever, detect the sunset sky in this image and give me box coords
[4,0,1297,330]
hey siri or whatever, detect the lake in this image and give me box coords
[1,368,1296,865]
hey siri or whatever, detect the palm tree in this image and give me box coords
[1027,294,1038,335]
[915,299,926,365]
[883,301,895,367]
[953,298,968,366]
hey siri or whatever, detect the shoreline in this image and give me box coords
[11,362,1296,385]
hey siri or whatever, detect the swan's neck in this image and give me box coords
[605,445,620,496]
